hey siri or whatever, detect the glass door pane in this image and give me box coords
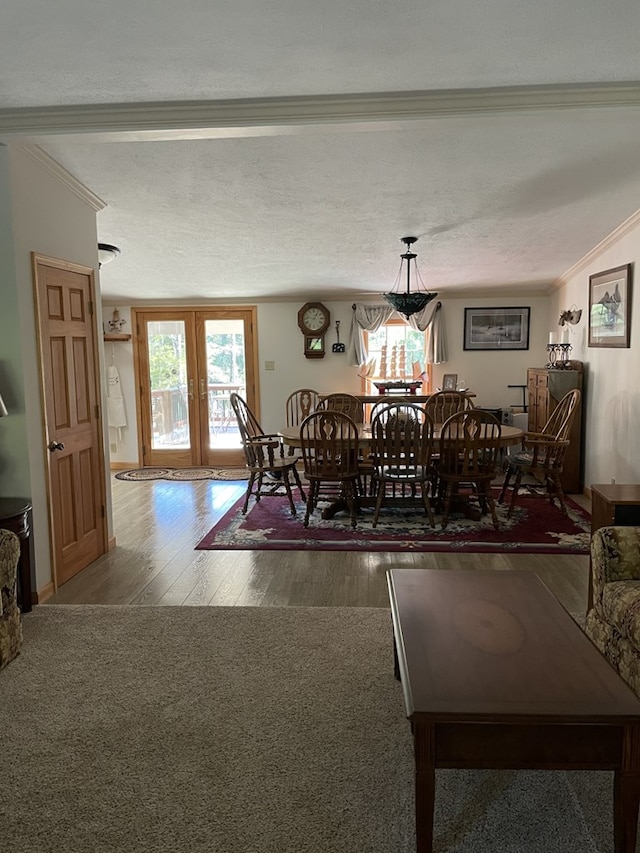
[135,307,258,468]
[203,318,246,451]
[148,320,190,450]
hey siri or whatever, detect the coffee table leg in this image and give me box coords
[614,726,640,853]
[414,723,435,853]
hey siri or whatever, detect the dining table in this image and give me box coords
[278,422,524,521]
[278,423,524,451]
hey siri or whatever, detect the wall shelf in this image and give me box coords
[103,333,131,341]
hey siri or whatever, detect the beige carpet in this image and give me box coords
[0,606,616,852]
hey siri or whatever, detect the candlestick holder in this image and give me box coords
[546,343,572,369]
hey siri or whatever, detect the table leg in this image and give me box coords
[614,726,640,853]
[414,724,436,853]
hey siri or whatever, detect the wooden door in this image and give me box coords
[134,308,258,468]
[33,254,107,588]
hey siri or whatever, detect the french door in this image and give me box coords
[133,307,259,467]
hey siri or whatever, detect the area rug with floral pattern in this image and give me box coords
[115,467,250,481]
[195,490,591,554]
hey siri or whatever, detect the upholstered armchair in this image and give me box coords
[585,526,640,696]
[0,528,23,669]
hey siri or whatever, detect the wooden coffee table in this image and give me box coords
[387,568,640,853]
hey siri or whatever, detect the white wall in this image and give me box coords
[550,219,640,487]
[0,145,104,593]
[106,294,552,465]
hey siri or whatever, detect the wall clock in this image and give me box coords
[298,302,330,358]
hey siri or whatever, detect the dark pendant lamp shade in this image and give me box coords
[383,236,437,319]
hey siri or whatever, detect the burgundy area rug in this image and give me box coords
[195,490,591,554]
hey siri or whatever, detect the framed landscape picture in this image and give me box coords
[463,307,530,351]
[588,264,633,348]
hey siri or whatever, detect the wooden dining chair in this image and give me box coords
[299,411,360,528]
[284,389,320,454]
[229,393,305,516]
[498,388,581,518]
[424,390,474,425]
[317,393,364,424]
[438,409,502,529]
[369,403,435,528]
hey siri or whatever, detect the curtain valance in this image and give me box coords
[347,301,447,367]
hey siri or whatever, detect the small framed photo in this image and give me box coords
[588,264,633,348]
[442,373,458,391]
[464,307,530,350]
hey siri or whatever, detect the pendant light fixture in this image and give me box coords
[383,236,438,319]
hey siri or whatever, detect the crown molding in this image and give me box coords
[15,144,106,211]
[1,83,640,140]
[554,206,640,287]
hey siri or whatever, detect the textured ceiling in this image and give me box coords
[2,0,640,301]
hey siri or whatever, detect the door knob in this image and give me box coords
[48,440,65,452]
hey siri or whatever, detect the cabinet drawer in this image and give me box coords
[535,373,549,387]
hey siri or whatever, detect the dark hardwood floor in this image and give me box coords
[47,475,591,612]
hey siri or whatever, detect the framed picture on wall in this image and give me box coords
[442,373,458,390]
[463,307,530,350]
[588,264,633,348]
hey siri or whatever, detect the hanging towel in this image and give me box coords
[107,363,127,441]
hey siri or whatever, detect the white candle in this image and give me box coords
[560,327,570,344]
[548,332,557,345]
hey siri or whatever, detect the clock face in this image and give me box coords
[302,306,327,331]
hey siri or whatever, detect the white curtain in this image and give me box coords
[407,300,448,364]
[347,304,395,365]
[347,301,447,366]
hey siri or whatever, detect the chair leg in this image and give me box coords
[441,482,455,529]
[372,479,385,528]
[506,470,523,518]
[343,481,358,529]
[255,472,265,503]
[303,481,318,527]
[550,474,569,515]
[282,472,297,516]
[420,485,435,528]
[242,474,257,514]
[478,482,500,529]
[290,465,306,502]
[498,463,514,504]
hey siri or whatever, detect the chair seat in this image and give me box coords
[601,581,640,654]
[379,465,429,480]
[247,456,299,473]
[508,451,534,466]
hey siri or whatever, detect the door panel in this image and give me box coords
[135,308,258,468]
[34,255,107,588]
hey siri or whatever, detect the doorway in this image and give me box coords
[33,254,108,588]
[133,307,258,468]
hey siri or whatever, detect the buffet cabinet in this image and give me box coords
[526,365,583,493]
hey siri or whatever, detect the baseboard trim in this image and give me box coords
[36,581,55,604]
[110,462,138,470]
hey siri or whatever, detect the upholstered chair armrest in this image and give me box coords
[0,528,21,618]
[590,526,640,609]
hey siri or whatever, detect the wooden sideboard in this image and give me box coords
[591,484,640,533]
[526,365,583,493]
[588,484,640,609]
